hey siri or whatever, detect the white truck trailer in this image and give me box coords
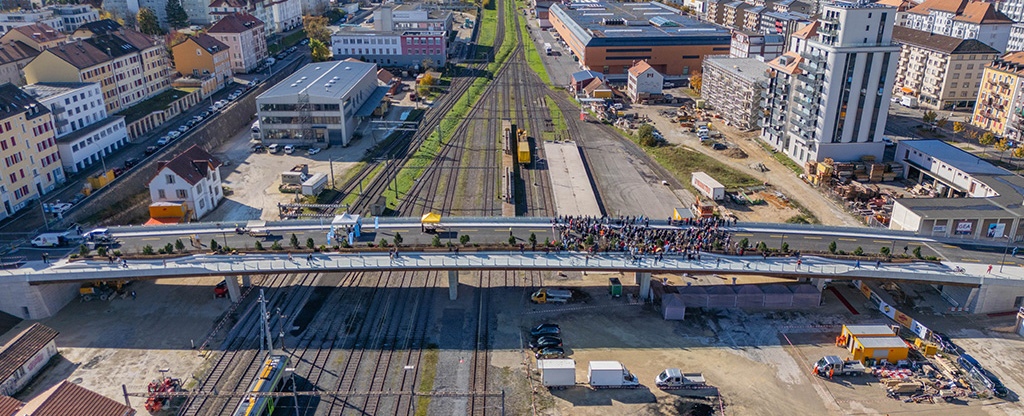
[537,359,575,388]
[691,171,725,201]
[588,361,640,388]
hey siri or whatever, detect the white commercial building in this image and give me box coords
[256,61,387,147]
[374,4,453,32]
[760,1,899,164]
[148,144,224,220]
[626,60,663,103]
[0,9,65,35]
[49,5,100,32]
[331,29,447,67]
[23,82,128,174]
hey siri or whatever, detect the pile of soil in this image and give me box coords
[723,148,748,159]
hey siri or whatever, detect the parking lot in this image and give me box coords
[492,272,1024,415]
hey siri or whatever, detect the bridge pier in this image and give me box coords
[636,272,651,301]
[241,275,251,287]
[448,270,458,300]
[225,275,241,302]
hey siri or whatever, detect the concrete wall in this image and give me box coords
[55,59,304,229]
[972,283,1024,314]
[0,280,78,319]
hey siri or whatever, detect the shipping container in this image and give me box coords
[537,359,575,387]
[691,172,724,200]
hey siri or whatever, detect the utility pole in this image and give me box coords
[259,289,273,353]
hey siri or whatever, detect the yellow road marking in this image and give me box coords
[838,238,857,241]
[943,245,957,248]
[908,242,923,245]
[960,258,980,262]
[460,229,478,232]
[804,236,822,239]
[998,261,1017,265]
[529,229,548,232]
[735,233,754,236]
[142,237,161,241]
[873,240,891,244]
[769,235,783,238]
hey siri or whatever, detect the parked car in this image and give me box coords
[156,136,171,146]
[535,347,565,359]
[530,323,560,338]
[123,158,139,169]
[300,39,309,45]
[711,143,728,151]
[284,145,295,154]
[932,332,964,355]
[980,369,1009,397]
[529,336,562,350]
[251,144,265,152]
[186,119,198,128]
[177,125,189,133]
[145,146,157,154]
[882,137,895,147]
[268,143,280,153]
[307,147,321,155]
[168,131,181,139]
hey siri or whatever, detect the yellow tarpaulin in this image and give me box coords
[421,213,441,223]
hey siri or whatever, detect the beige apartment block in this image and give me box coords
[892,26,1001,110]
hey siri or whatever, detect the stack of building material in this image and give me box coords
[869,163,885,182]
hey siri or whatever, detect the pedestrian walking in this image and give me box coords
[121,258,128,268]
[988,264,993,273]
[797,259,802,268]
[162,259,167,267]
[288,253,293,261]
[307,253,312,264]
[855,260,860,268]
[875,260,881,269]
[41,252,48,263]
[716,258,721,267]
[130,291,136,300]
[903,246,908,255]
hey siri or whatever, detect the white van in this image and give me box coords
[268,143,280,153]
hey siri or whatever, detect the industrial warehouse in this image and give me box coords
[549,1,730,78]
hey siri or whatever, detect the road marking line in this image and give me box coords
[838,238,857,241]
[960,258,980,262]
[943,245,957,248]
[908,242,923,245]
[769,234,783,238]
[460,229,478,232]
[529,229,548,232]
[999,261,1017,265]
[735,233,754,236]
[142,237,161,241]
[804,236,822,239]
[873,240,891,244]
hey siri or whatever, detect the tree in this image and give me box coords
[290,233,299,248]
[175,239,185,252]
[137,8,162,35]
[379,238,389,247]
[142,245,153,255]
[255,241,264,250]
[995,138,1011,161]
[953,121,966,141]
[689,72,702,94]
[303,15,331,44]
[981,132,997,146]
[828,241,837,254]
[738,238,749,249]
[936,117,949,128]
[306,238,315,249]
[1013,145,1024,160]
[393,232,403,246]
[853,246,864,256]
[165,243,175,253]
[913,246,922,259]
[431,235,441,247]
[209,239,219,251]
[165,0,189,29]
[529,233,537,248]
[421,58,435,71]
[637,124,657,147]
[508,235,516,245]
[418,72,436,96]
[922,110,937,124]
[310,38,330,62]
[460,234,470,246]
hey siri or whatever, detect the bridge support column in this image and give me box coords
[448,270,458,301]
[241,275,251,287]
[636,272,651,301]
[226,275,241,302]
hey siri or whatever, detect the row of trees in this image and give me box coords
[137,0,189,35]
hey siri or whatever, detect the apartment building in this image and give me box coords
[70,19,123,39]
[22,82,128,173]
[49,5,100,32]
[0,9,65,35]
[331,29,447,67]
[902,0,1013,52]
[730,31,784,59]
[256,61,382,147]
[0,41,38,85]
[148,145,224,220]
[972,52,1024,137]
[209,0,300,34]
[171,34,232,92]
[702,56,770,130]
[182,0,213,25]
[759,10,812,39]
[0,23,65,50]
[23,29,171,114]
[0,83,63,220]
[760,1,899,164]
[627,60,664,103]
[207,12,267,74]
[997,0,1024,22]
[723,1,752,29]
[891,26,1000,110]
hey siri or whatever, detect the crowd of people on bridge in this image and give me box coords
[551,215,733,258]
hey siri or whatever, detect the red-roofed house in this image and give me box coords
[0,324,58,397]
[902,0,1012,51]
[0,23,64,50]
[170,34,232,93]
[207,13,267,74]
[148,145,224,220]
[15,381,134,416]
[626,60,663,103]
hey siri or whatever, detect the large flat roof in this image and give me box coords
[900,140,1008,176]
[258,61,376,101]
[704,56,770,84]
[551,1,728,45]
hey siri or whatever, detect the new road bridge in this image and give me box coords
[3,217,1022,319]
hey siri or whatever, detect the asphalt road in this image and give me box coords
[17,222,1022,270]
[0,45,311,238]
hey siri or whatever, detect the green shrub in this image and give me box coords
[306,238,315,249]
[853,246,864,256]
[142,245,155,255]
[255,241,264,250]
[828,241,837,254]
[460,234,470,246]
[272,241,283,250]
[393,232,403,246]
[432,235,441,247]
[290,234,299,248]
[79,245,90,257]
[175,239,185,252]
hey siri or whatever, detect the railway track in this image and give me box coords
[468,272,492,416]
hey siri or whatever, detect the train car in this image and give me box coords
[517,129,531,165]
[502,120,515,155]
[233,355,290,416]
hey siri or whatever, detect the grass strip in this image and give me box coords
[618,127,759,190]
[341,163,385,208]
[414,347,440,416]
[756,140,803,174]
[544,96,566,140]
[515,0,551,85]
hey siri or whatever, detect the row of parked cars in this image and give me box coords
[152,82,260,151]
[530,324,566,359]
[253,143,322,155]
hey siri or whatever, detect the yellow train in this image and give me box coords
[517,129,530,165]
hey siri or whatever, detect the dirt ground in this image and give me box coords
[12,277,230,409]
[491,271,1024,416]
[628,102,863,227]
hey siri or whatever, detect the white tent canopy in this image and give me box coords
[332,213,361,226]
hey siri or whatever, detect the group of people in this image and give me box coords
[552,215,733,257]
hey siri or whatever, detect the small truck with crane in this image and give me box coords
[812,355,867,377]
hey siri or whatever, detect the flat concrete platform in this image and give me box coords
[544,141,602,217]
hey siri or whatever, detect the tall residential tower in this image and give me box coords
[760,0,899,163]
